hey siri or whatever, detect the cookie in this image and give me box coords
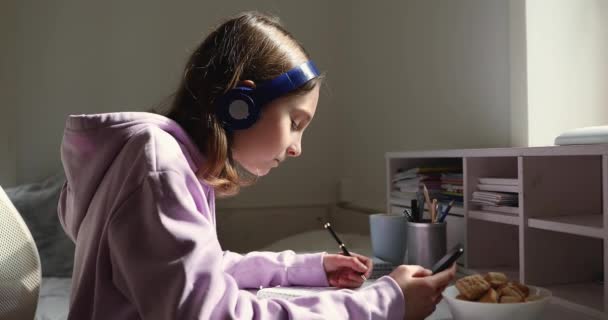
[500,295,524,303]
[455,274,491,300]
[478,288,498,303]
[484,272,508,288]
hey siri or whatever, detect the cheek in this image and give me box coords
[257,115,290,149]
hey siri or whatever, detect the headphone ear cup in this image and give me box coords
[216,87,260,130]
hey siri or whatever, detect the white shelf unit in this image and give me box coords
[386,145,608,319]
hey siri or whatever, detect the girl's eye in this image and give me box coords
[291,120,298,130]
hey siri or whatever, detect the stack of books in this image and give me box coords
[439,173,463,206]
[391,165,461,203]
[471,178,519,214]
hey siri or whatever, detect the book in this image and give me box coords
[477,184,519,193]
[471,199,517,206]
[257,281,376,300]
[441,184,464,192]
[478,178,518,186]
[369,256,395,279]
[256,257,393,300]
[257,285,341,299]
[472,191,517,200]
[392,166,461,182]
[390,190,417,202]
[471,191,518,206]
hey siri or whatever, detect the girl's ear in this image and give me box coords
[238,80,256,88]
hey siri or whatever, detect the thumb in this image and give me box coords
[410,266,432,278]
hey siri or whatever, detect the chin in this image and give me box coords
[241,164,271,177]
[255,167,271,176]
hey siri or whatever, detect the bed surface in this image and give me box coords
[36,277,71,320]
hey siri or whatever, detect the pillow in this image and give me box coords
[5,171,74,277]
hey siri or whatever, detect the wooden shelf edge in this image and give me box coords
[468,210,520,226]
[527,216,604,239]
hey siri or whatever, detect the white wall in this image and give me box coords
[526,0,608,146]
[331,1,511,210]
[12,1,601,213]
[11,0,340,208]
[509,0,529,147]
[0,0,18,187]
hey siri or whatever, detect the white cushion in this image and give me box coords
[555,125,608,145]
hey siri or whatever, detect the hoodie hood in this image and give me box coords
[58,112,203,241]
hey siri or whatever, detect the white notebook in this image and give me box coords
[257,281,373,300]
[477,184,519,193]
[478,178,518,186]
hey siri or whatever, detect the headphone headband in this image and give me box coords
[254,61,320,106]
[216,60,320,131]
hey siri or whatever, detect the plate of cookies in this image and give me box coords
[442,272,552,320]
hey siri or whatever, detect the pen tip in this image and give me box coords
[323,222,330,228]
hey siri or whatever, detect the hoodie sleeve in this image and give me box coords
[107,170,405,320]
[221,250,330,289]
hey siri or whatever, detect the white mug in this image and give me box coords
[369,213,407,265]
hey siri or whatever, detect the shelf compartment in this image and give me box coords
[522,155,603,229]
[466,219,519,275]
[527,214,604,239]
[469,209,520,226]
[524,228,603,314]
[464,156,519,212]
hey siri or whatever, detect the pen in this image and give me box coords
[416,191,425,221]
[438,200,454,223]
[444,200,455,215]
[410,199,419,222]
[402,208,414,221]
[422,184,433,220]
[323,222,367,281]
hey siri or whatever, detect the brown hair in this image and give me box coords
[161,11,321,197]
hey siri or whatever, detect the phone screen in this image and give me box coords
[431,245,464,274]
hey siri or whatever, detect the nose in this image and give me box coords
[287,139,302,158]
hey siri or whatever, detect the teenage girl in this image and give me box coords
[58,11,455,320]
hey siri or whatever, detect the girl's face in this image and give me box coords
[231,85,320,176]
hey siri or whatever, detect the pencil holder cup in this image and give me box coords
[369,213,408,265]
[406,220,446,269]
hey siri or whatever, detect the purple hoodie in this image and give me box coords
[58,112,405,319]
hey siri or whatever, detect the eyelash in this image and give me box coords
[291,120,298,130]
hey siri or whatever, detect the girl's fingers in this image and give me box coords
[429,264,456,289]
[411,266,432,278]
[347,252,373,275]
[346,271,366,284]
[334,254,368,273]
[360,257,373,277]
[338,276,362,288]
[330,270,364,288]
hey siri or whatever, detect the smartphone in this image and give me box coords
[431,244,464,275]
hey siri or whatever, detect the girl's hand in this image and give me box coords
[389,264,456,320]
[322,252,373,288]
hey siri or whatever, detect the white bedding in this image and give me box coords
[34,230,373,320]
[36,277,71,320]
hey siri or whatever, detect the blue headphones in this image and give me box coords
[215,60,320,130]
